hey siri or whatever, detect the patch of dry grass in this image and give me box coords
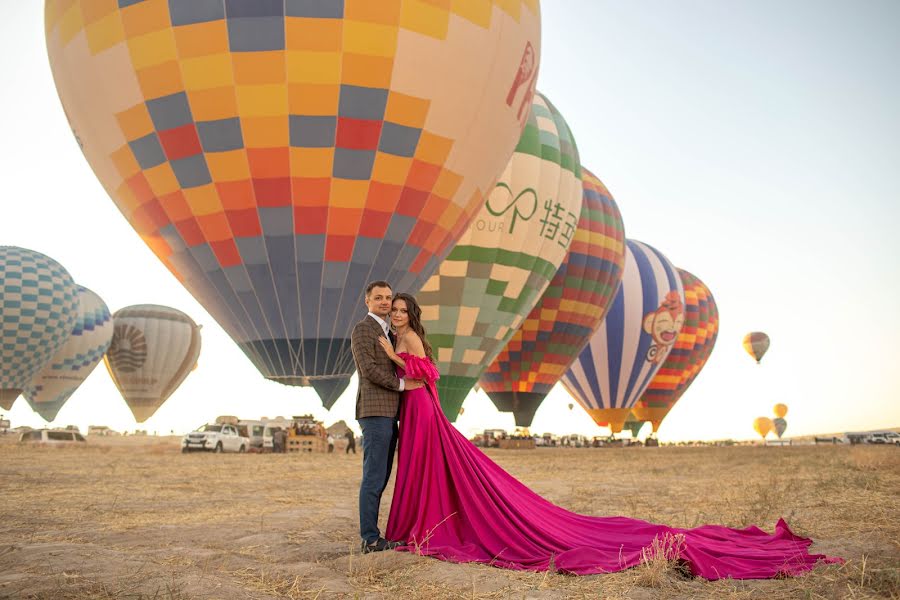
[0,437,897,599]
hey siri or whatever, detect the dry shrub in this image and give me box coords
[632,532,690,589]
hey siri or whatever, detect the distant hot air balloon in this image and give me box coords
[743,332,770,364]
[773,417,787,439]
[23,286,113,422]
[458,407,465,417]
[568,403,574,411]
[632,269,719,433]
[45,1,541,409]
[622,413,646,439]
[104,305,201,422]
[753,416,774,439]
[0,247,80,410]
[773,403,788,418]
[562,240,685,434]
[479,167,626,427]
[419,92,582,420]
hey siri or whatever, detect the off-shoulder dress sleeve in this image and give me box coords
[397,353,440,383]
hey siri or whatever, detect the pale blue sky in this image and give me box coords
[1,2,897,440]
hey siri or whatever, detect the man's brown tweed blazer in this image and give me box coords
[351,315,401,419]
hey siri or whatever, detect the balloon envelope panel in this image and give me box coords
[0,247,80,410]
[632,269,718,432]
[45,0,541,405]
[418,92,582,419]
[562,240,685,434]
[480,167,626,427]
[24,286,113,422]
[104,304,201,422]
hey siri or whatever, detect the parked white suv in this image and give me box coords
[182,423,249,453]
[868,432,900,446]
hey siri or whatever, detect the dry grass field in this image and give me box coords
[0,435,897,599]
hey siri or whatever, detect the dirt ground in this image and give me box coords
[0,435,897,599]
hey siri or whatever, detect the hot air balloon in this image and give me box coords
[104,305,201,422]
[622,413,646,439]
[23,286,113,422]
[418,92,582,420]
[753,416,774,439]
[479,167,626,427]
[45,1,541,409]
[632,269,719,433]
[0,247,80,410]
[561,240,685,434]
[458,407,465,416]
[773,403,788,418]
[743,332,770,364]
[773,417,787,439]
[567,403,574,411]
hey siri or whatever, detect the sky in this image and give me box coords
[1,1,898,441]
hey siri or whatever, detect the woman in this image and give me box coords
[377,293,839,579]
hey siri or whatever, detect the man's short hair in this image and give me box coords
[365,280,392,297]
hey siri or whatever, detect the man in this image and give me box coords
[350,280,422,554]
[345,429,356,454]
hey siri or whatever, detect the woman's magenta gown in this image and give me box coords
[384,354,840,580]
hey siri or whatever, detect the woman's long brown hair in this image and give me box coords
[392,293,434,363]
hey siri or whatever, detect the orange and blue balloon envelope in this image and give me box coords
[0,247,80,411]
[24,286,114,422]
[104,304,202,422]
[561,240,685,434]
[418,91,582,420]
[45,0,541,408]
[632,269,719,433]
[479,167,626,427]
[753,416,774,439]
[743,332,770,364]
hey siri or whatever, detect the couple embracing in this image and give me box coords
[349,280,838,579]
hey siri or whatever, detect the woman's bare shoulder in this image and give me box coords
[402,331,426,357]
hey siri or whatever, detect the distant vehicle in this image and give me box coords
[19,429,86,445]
[868,432,900,446]
[0,418,10,434]
[87,425,119,436]
[482,429,507,448]
[182,423,249,453]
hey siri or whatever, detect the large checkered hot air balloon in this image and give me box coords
[104,305,201,422]
[418,92,582,419]
[0,247,80,411]
[23,286,114,422]
[631,269,719,433]
[561,240,685,434]
[45,0,541,409]
[478,168,626,427]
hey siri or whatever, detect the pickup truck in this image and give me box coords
[181,423,250,453]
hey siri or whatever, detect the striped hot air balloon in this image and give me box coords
[104,305,201,422]
[23,286,114,422]
[561,240,685,434]
[0,247,80,410]
[743,332,770,364]
[45,0,541,409]
[479,167,626,427]
[632,269,719,433]
[419,91,582,420]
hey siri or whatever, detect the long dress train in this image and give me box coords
[384,353,840,580]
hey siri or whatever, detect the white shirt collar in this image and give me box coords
[367,312,390,336]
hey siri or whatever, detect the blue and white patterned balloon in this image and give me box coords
[561,240,685,434]
[24,286,113,421]
[0,247,80,410]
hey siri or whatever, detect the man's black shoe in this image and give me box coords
[360,537,401,554]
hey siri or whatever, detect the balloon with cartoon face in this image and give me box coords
[562,240,685,434]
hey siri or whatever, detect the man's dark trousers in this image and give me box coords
[358,416,398,543]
